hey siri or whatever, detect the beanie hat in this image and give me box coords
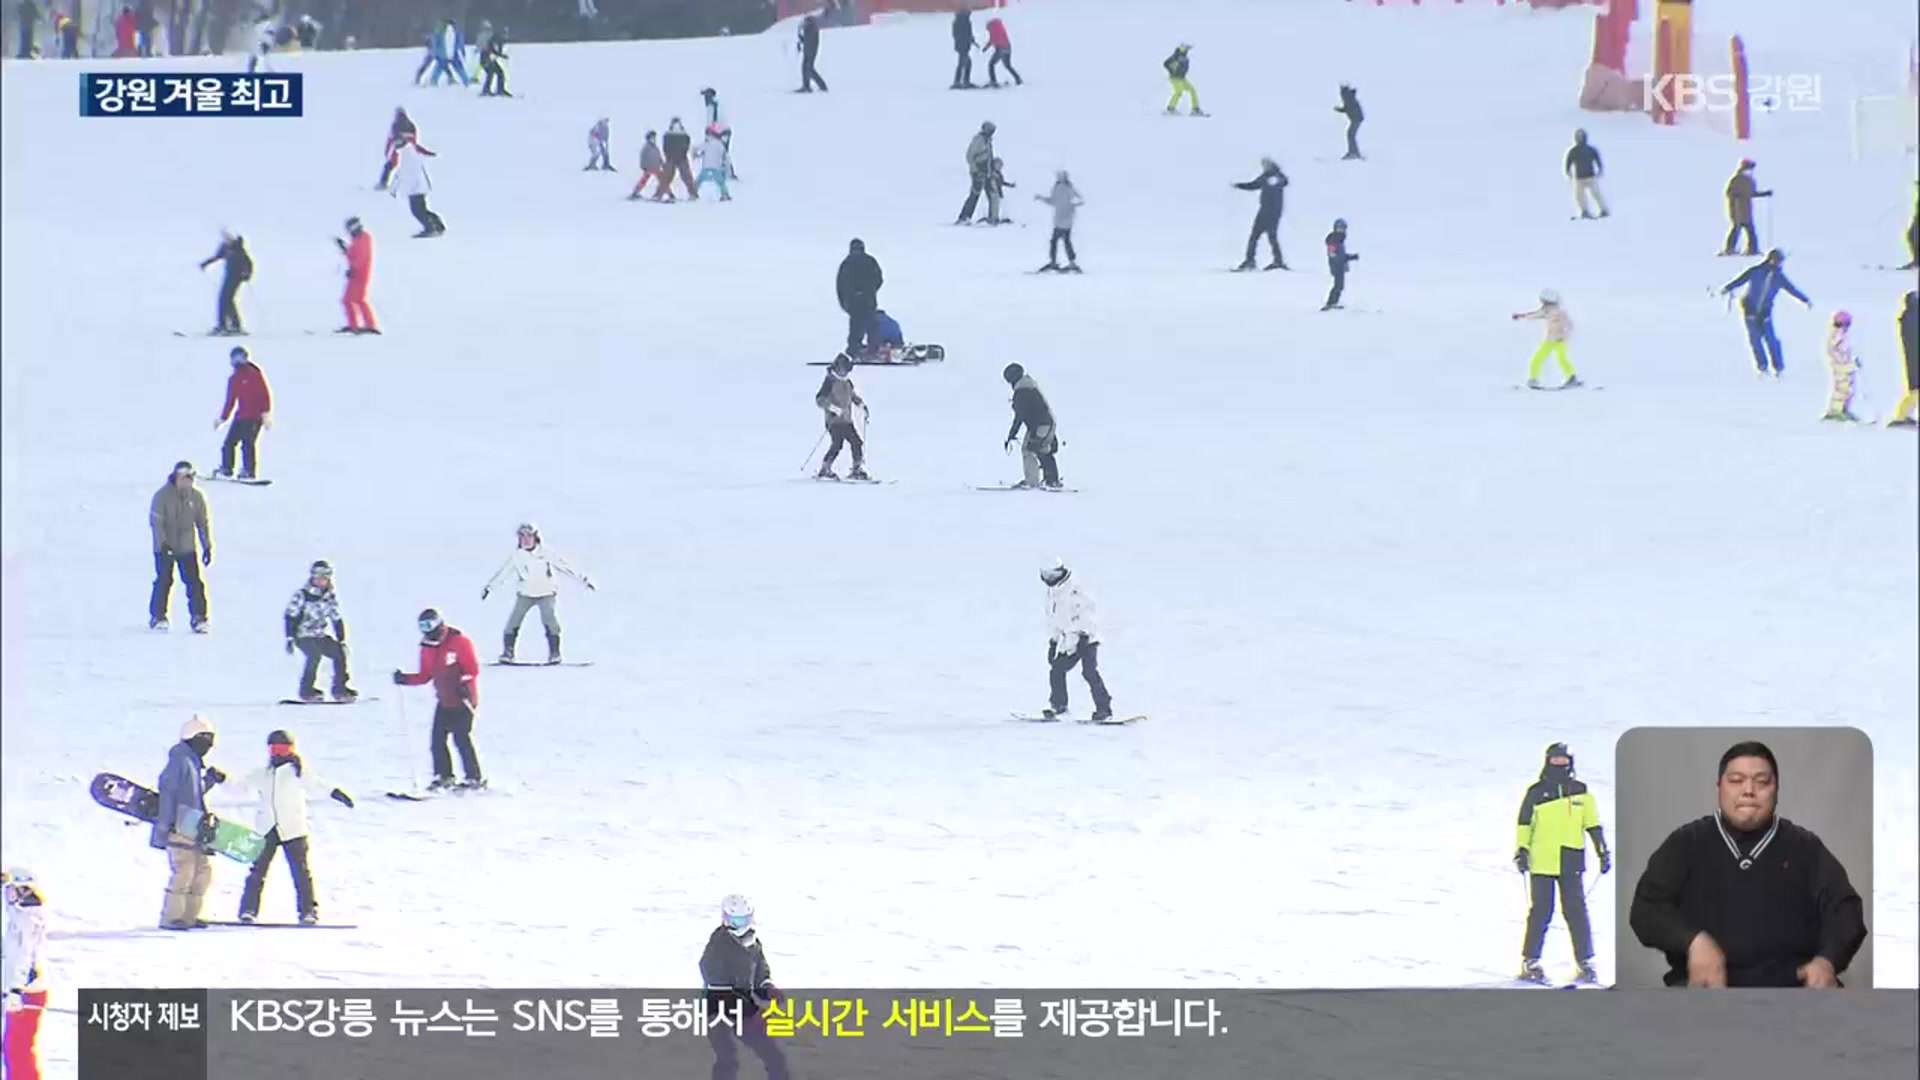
[181,714,215,739]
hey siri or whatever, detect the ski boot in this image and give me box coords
[191,619,209,634]
[237,912,257,924]
[299,688,326,703]
[1233,259,1257,272]
[210,467,234,479]
[500,632,517,664]
[848,465,871,481]
[546,631,562,665]
[237,469,256,480]
[815,464,839,481]
[1164,106,1179,115]
[1042,478,1064,490]
[1517,960,1548,984]
[1320,303,1342,312]
[1090,707,1114,723]
[1887,417,1918,428]
[1064,263,1082,273]
[1527,378,1544,389]
[331,687,359,703]
[1561,375,1583,389]
[1189,109,1208,117]
[1570,960,1601,985]
[455,778,489,792]
[300,910,320,926]
[1036,262,1060,273]
[1264,260,1289,271]
[425,776,457,793]
[150,616,169,631]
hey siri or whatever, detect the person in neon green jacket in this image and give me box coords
[1513,742,1610,983]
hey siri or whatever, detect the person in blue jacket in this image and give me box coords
[425,19,469,87]
[153,714,227,930]
[872,310,904,350]
[1720,249,1811,376]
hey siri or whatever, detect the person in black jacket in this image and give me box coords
[951,8,976,89]
[478,32,509,97]
[1890,289,1918,427]
[1002,363,1060,489]
[836,239,883,354]
[1321,219,1358,311]
[1628,740,1867,988]
[700,895,790,1080]
[1232,158,1288,271]
[1334,84,1364,160]
[1901,183,1916,271]
[1565,129,1608,219]
[198,232,253,336]
[798,15,827,92]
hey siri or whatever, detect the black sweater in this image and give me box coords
[1628,813,1866,987]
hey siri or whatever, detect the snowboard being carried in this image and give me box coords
[89,772,267,863]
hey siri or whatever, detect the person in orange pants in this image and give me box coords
[3,867,49,1080]
[629,131,668,201]
[334,217,380,335]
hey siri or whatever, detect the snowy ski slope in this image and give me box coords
[2,1,1916,1071]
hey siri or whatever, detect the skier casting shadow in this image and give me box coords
[1233,157,1288,270]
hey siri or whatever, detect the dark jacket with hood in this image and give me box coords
[836,244,883,311]
[1235,164,1288,218]
[199,235,252,284]
[700,924,775,1015]
[1336,85,1363,123]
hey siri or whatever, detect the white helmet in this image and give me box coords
[1539,288,1561,305]
[1,867,38,903]
[720,893,755,936]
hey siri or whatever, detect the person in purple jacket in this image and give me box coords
[153,715,227,930]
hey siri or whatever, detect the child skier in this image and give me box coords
[283,560,356,702]
[1164,44,1203,115]
[700,87,738,180]
[1822,312,1861,422]
[696,125,733,201]
[631,131,667,200]
[983,156,1014,224]
[700,895,789,1078]
[1035,170,1083,272]
[213,345,272,480]
[1322,219,1359,311]
[585,118,613,171]
[481,523,595,664]
[1511,289,1580,389]
[228,730,353,925]
[814,354,869,480]
[1038,559,1113,722]
[2,867,48,1080]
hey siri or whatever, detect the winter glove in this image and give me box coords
[262,414,274,431]
[1598,849,1612,875]
[285,638,296,655]
[584,579,597,591]
[3,990,23,1012]
[1348,254,1359,262]
[330,788,355,809]
[391,669,407,685]
[202,547,213,567]
[1058,635,1080,658]
[481,586,491,600]
[1004,436,1017,453]
[1513,848,1530,875]
[205,767,227,786]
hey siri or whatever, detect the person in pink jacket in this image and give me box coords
[984,17,1021,88]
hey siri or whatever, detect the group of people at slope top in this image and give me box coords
[951,8,1020,89]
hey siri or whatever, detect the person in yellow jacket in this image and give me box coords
[1513,742,1610,984]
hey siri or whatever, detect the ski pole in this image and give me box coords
[800,430,827,474]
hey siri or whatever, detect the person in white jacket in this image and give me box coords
[1039,560,1113,722]
[482,522,595,663]
[389,132,446,238]
[2,867,49,1078]
[695,126,733,202]
[1822,311,1861,422]
[226,730,353,925]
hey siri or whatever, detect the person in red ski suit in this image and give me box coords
[113,6,136,57]
[334,218,378,334]
[213,346,272,479]
[392,609,484,790]
[984,17,1021,87]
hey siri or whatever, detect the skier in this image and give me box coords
[148,461,212,632]
[797,14,827,93]
[197,231,252,336]
[1903,185,1917,271]
[814,354,869,480]
[1334,84,1364,160]
[983,156,1014,225]
[389,132,446,237]
[836,239,884,355]
[425,19,469,86]
[228,730,352,925]
[1720,249,1811,376]
[1892,290,1919,427]
[700,87,738,180]
[984,15,1020,87]
[2,867,48,1080]
[662,119,695,201]
[13,2,36,59]
[1721,159,1770,256]
[1002,363,1061,489]
[1164,44,1202,116]
[1822,311,1862,422]
[153,715,227,929]
[1321,219,1359,311]
[112,5,133,57]
[951,7,976,89]
[392,609,485,791]
[586,118,613,171]
[695,125,733,201]
[477,30,509,97]
[377,107,417,190]
[1513,742,1610,985]
[631,131,667,200]
[956,121,996,224]
[283,560,356,702]
[335,217,379,334]
[1232,157,1289,271]
[1565,129,1608,219]
[481,523,595,664]
[1035,170,1083,272]
[57,8,77,58]
[1038,559,1113,722]
[700,895,790,1080]
[1510,289,1580,389]
[212,346,271,480]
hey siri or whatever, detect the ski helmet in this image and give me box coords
[1739,158,1757,170]
[1002,363,1025,385]
[309,559,334,580]
[181,714,215,740]
[417,608,444,635]
[345,216,362,233]
[517,522,540,543]
[1545,742,1573,766]
[1040,559,1070,586]
[266,729,295,749]
[1766,248,1785,262]
[1539,288,1561,305]
[720,893,755,936]
[230,345,250,365]
[2,867,39,903]
[830,353,854,374]
[1833,310,1852,327]
[1332,218,1348,231]
[701,87,716,99]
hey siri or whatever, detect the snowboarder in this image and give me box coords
[1334,83,1364,160]
[2,866,48,1079]
[1035,170,1083,272]
[695,124,733,201]
[1565,129,1608,219]
[631,131,668,199]
[1902,184,1917,271]
[700,895,790,1080]
[814,354,869,480]
[984,15,1020,87]
[377,107,417,190]
[700,87,738,180]
[1322,219,1359,310]
[585,118,613,170]
[197,231,252,336]
[1002,363,1061,489]
[477,30,509,97]
[335,217,379,334]
[389,132,446,237]
[1511,289,1580,389]
[392,609,484,791]
[228,730,352,925]
[956,121,996,223]
[1232,157,1288,271]
[983,156,1014,224]
[1892,290,1919,427]
[283,560,356,702]
[481,523,594,664]
[1513,742,1610,985]
[951,7,977,88]
[797,14,827,92]
[1720,249,1811,376]
[1822,311,1862,422]
[1721,159,1770,256]
[1038,559,1113,721]
[213,346,271,480]
[148,461,212,632]
[153,715,226,929]
[871,310,905,353]
[662,119,695,200]
[1164,44,1202,115]
[836,239,884,355]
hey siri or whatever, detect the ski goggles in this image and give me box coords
[418,615,444,634]
[722,910,754,933]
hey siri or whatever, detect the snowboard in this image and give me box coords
[1514,383,1604,392]
[487,660,595,667]
[807,344,944,366]
[1011,712,1145,726]
[201,920,359,929]
[90,772,267,864]
[203,475,273,486]
[1030,265,1085,275]
[277,696,378,705]
[974,484,1077,493]
[386,782,489,801]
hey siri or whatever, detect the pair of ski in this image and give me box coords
[277,696,377,706]
[1011,712,1145,726]
[489,660,595,667]
[802,478,1076,492]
